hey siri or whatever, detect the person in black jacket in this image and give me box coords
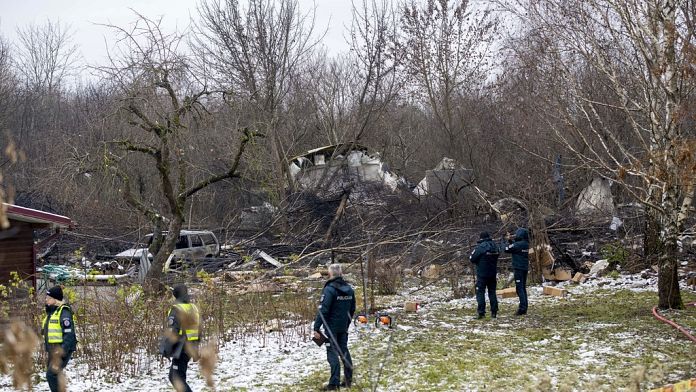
[470,232,500,319]
[42,286,77,392]
[314,264,356,390]
[505,228,530,315]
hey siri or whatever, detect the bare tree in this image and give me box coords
[0,34,13,99]
[0,33,15,135]
[507,0,696,308]
[7,19,80,172]
[193,0,319,195]
[310,0,403,146]
[14,19,79,93]
[96,13,259,291]
[311,55,353,145]
[400,0,498,170]
[0,34,16,227]
[347,0,403,143]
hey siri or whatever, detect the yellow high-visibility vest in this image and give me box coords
[171,303,200,341]
[42,305,68,344]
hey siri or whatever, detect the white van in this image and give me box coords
[116,230,220,261]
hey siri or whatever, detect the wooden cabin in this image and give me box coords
[0,203,73,288]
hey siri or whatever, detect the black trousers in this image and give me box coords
[169,351,192,392]
[476,275,498,316]
[514,269,529,313]
[326,332,352,386]
[46,350,71,392]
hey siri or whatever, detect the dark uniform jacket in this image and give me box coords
[505,228,530,271]
[470,238,500,278]
[43,304,77,356]
[314,277,356,335]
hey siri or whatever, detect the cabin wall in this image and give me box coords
[0,219,34,284]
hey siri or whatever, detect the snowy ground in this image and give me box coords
[2,273,695,391]
[1,329,329,392]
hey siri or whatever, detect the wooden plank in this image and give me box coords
[554,269,573,281]
[496,287,517,298]
[649,378,696,392]
[543,286,567,297]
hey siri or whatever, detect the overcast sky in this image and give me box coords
[0,0,353,66]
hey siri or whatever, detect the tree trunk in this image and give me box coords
[643,207,661,267]
[677,182,695,231]
[148,218,165,256]
[528,207,546,284]
[368,249,375,313]
[324,191,350,244]
[657,185,683,309]
[145,216,183,294]
[270,129,291,232]
[657,239,683,309]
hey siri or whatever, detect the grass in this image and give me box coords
[281,282,696,392]
[6,273,693,392]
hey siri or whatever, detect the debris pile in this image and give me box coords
[288,144,404,198]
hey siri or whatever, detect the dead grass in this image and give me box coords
[1,321,39,390]
[284,281,696,391]
[0,274,317,385]
[2,271,694,391]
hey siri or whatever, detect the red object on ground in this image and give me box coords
[651,301,696,344]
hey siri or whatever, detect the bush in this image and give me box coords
[447,263,473,299]
[374,258,402,295]
[601,242,629,270]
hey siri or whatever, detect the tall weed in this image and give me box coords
[1,272,317,381]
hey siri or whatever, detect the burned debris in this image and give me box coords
[4,144,694,318]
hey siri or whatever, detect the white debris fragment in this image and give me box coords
[609,216,623,231]
[589,259,609,276]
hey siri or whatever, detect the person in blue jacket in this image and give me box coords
[314,264,356,390]
[505,228,530,315]
[470,231,500,319]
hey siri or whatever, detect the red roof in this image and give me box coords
[3,203,74,229]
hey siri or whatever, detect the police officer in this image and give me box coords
[470,231,500,319]
[505,228,530,315]
[314,264,356,390]
[42,286,77,392]
[165,284,200,392]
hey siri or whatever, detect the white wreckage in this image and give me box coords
[288,144,404,196]
[413,157,473,198]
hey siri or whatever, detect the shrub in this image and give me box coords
[447,263,473,299]
[374,258,402,295]
[601,242,629,270]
